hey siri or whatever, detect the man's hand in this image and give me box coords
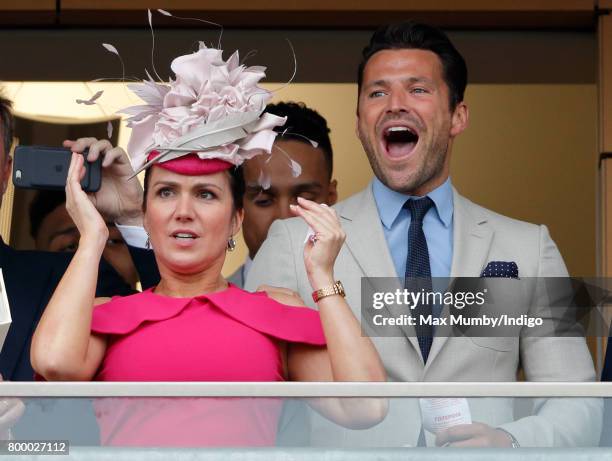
[435,422,514,447]
[64,138,144,226]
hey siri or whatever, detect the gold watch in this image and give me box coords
[312,281,345,303]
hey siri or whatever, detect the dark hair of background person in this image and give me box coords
[142,165,245,212]
[0,92,14,159]
[357,22,468,110]
[29,190,67,239]
[264,101,334,180]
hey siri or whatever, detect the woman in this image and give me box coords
[30,139,387,446]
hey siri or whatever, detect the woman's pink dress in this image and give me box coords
[89,284,326,447]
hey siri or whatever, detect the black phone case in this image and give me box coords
[13,146,102,192]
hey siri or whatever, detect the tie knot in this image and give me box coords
[405,197,434,222]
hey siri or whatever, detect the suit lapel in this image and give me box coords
[449,191,494,278]
[425,190,494,369]
[340,186,422,353]
[339,186,396,279]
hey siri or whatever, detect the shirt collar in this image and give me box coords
[372,176,454,230]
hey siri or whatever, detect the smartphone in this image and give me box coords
[12,146,102,192]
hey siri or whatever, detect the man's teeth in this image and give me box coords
[388,126,410,132]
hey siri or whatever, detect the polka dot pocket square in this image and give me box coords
[480,261,519,279]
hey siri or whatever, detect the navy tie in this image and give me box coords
[404,197,434,363]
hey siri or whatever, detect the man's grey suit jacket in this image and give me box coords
[227,264,245,289]
[246,183,602,447]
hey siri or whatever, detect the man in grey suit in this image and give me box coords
[246,22,601,447]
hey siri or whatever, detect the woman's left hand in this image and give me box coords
[290,197,345,289]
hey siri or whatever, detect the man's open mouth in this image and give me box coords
[382,125,419,158]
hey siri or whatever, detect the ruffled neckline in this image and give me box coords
[91,284,326,346]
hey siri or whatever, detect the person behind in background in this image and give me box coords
[229,101,338,287]
[30,190,139,288]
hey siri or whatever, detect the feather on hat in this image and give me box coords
[119,43,286,175]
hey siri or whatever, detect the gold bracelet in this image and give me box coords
[312,281,345,303]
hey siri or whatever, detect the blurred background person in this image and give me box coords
[30,190,139,288]
[229,102,338,287]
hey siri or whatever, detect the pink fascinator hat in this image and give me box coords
[119,43,287,175]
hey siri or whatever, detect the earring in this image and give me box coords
[145,233,151,250]
[227,237,236,252]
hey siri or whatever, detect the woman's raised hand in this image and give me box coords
[290,197,346,290]
[64,138,144,226]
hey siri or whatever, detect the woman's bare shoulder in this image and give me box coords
[254,285,308,308]
[94,297,112,306]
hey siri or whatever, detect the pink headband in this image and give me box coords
[147,151,233,175]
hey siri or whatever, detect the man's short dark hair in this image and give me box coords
[29,190,67,239]
[358,22,468,110]
[264,102,333,180]
[0,92,14,160]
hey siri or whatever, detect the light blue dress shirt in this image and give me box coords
[372,177,454,279]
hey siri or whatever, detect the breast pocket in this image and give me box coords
[469,336,517,352]
[466,336,519,381]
